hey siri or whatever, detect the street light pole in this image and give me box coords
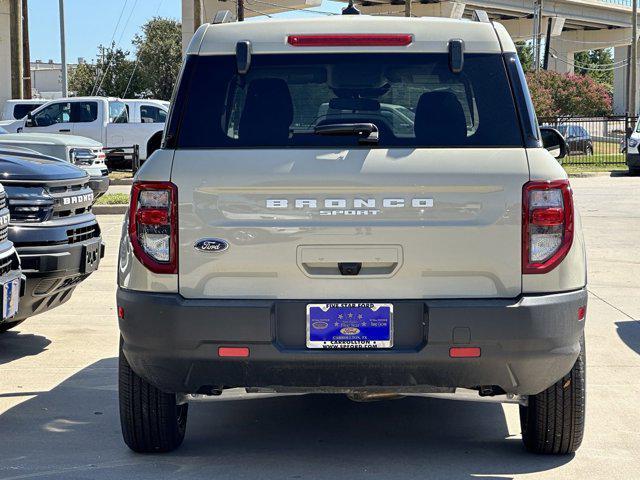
[532,0,543,72]
[58,0,68,97]
[631,0,638,115]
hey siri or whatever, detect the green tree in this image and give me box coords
[526,70,612,117]
[69,43,145,97]
[133,18,182,100]
[573,49,614,89]
[516,41,534,72]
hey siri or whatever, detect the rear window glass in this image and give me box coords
[13,103,43,119]
[174,53,522,149]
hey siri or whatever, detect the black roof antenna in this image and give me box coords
[342,0,360,15]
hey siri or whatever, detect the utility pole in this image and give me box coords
[542,18,552,70]
[630,0,638,116]
[238,0,245,21]
[193,0,202,31]
[405,0,412,18]
[22,0,32,99]
[58,0,68,98]
[9,0,24,99]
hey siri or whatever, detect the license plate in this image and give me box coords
[82,240,101,274]
[306,303,393,349]
[2,277,20,320]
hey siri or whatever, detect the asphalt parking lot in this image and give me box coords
[0,175,639,480]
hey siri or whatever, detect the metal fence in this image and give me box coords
[539,115,637,165]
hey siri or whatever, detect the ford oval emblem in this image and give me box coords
[194,238,229,253]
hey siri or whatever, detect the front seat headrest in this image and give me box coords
[414,91,467,146]
[238,78,294,146]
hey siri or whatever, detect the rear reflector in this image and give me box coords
[578,306,586,321]
[136,208,169,225]
[449,347,481,358]
[287,34,413,47]
[531,207,564,227]
[218,347,250,358]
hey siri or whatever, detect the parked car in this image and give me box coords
[117,15,586,455]
[0,181,25,330]
[622,118,640,174]
[0,146,104,332]
[4,97,165,166]
[555,124,593,156]
[0,99,46,121]
[0,127,109,198]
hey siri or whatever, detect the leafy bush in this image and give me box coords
[525,70,612,117]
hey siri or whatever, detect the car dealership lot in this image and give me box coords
[0,175,639,480]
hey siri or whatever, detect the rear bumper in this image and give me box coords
[118,288,588,396]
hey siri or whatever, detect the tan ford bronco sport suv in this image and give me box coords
[117,13,587,455]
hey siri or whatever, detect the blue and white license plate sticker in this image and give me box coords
[306,303,393,349]
[2,277,20,320]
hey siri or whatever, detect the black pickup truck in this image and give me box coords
[0,147,104,332]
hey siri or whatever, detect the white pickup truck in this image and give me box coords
[5,97,166,163]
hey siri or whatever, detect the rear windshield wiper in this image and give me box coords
[313,123,379,145]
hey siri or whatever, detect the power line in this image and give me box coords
[91,0,129,95]
[549,52,629,71]
[117,0,140,46]
[94,0,139,96]
[244,5,273,17]
[546,47,628,70]
[122,0,164,98]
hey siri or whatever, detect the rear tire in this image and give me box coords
[119,340,188,453]
[0,319,25,333]
[519,336,585,454]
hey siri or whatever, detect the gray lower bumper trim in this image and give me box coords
[118,288,588,396]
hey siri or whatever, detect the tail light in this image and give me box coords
[128,181,178,274]
[287,34,413,47]
[522,180,574,274]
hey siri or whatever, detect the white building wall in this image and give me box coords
[0,0,12,108]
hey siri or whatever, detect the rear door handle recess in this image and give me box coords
[297,245,403,278]
[59,129,71,133]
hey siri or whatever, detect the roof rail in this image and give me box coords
[213,10,235,24]
[472,10,490,23]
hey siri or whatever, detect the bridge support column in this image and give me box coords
[547,50,574,74]
[613,46,629,114]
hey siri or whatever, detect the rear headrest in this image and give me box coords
[238,78,293,146]
[414,91,467,146]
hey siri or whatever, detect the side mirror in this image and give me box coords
[540,126,567,160]
[25,113,34,127]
